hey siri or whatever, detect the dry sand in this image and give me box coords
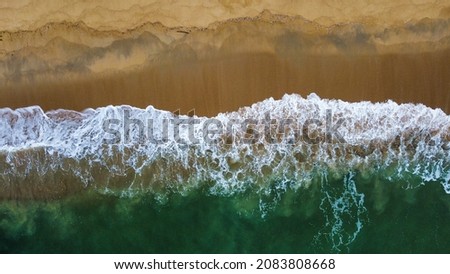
[1,0,450,31]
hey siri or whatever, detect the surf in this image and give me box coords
[1,93,449,252]
[0,93,448,198]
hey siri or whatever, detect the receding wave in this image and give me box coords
[1,93,449,252]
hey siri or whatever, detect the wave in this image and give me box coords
[0,93,449,198]
[1,93,449,252]
[0,94,450,198]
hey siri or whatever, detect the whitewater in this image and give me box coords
[0,93,449,252]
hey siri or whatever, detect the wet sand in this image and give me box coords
[1,50,450,115]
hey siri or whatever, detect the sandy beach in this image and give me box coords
[0,1,449,115]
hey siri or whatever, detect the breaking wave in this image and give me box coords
[1,93,449,252]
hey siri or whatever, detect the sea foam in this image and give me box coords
[0,93,449,199]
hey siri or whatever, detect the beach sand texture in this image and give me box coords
[0,0,449,115]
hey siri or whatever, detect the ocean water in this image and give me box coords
[0,93,449,253]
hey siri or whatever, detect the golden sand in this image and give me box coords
[0,1,449,114]
[1,0,450,31]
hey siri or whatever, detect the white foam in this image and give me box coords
[0,93,448,196]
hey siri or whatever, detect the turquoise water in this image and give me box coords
[1,172,449,253]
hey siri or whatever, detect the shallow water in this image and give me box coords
[0,94,449,253]
[0,172,449,253]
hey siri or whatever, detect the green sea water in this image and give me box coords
[1,95,449,253]
[1,173,449,253]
